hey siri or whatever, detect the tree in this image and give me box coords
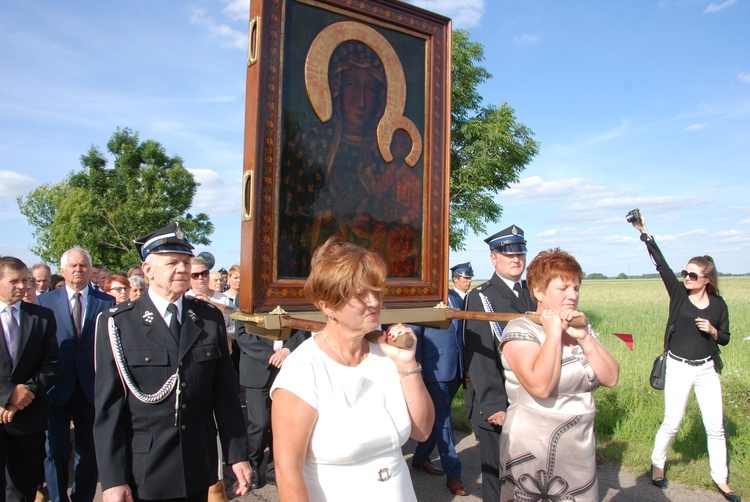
[617,273,629,279]
[449,30,539,250]
[18,127,213,269]
[587,273,607,280]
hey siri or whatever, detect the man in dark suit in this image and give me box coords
[0,257,60,501]
[411,262,474,497]
[93,223,251,501]
[37,248,114,502]
[463,225,534,501]
[235,325,306,489]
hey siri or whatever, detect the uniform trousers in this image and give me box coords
[245,387,274,480]
[651,353,729,484]
[475,425,501,501]
[413,378,462,479]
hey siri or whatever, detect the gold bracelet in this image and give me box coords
[398,363,422,377]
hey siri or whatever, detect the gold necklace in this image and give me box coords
[322,330,350,367]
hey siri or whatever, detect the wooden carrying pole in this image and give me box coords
[271,310,589,348]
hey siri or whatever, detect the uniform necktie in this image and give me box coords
[5,305,20,364]
[166,303,181,340]
[72,292,82,337]
[513,282,528,312]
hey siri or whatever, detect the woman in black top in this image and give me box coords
[631,214,739,502]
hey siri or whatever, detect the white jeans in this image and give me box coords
[651,353,728,484]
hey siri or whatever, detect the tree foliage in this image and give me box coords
[17,127,213,269]
[449,30,540,250]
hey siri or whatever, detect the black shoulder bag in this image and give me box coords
[650,324,673,390]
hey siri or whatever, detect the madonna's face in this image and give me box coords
[340,67,381,135]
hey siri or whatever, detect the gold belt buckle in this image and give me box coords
[377,467,391,482]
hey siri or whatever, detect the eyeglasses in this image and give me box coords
[109,286,131,293]
[191,270,210,280]
[681,270,704,281]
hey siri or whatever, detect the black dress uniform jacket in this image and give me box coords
[463,273,534,432]
[93,294,249,500]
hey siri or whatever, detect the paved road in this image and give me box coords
[205,431,724,502]
[86,430,723,501]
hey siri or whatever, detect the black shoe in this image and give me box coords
[651,477,667,489]
[250,470,261,490]
[716,483,742,502]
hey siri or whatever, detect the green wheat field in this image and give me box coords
[450,276,750,494]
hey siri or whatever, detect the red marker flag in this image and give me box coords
[613,333,634,351]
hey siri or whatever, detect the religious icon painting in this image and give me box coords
[240,0,451,313]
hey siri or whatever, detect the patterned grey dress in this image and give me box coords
[499,317,600,502]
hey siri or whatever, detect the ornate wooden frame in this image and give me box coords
[240,0,451,314]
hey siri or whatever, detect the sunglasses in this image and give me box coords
[681,270,704,281]
[191,270,210,280]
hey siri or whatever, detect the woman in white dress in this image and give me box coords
[499,248,620,502]
[271,236,434,501]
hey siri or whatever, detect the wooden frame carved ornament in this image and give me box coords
[240,0,451,316]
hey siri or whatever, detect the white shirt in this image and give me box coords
[147,289,184,327]
[66,285,89,326]
[0,300,21,361]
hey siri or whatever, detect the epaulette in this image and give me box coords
[189,297,218,311]
[108,302,136,315]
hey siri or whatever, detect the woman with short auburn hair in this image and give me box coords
[498,248,619,502]
[271,236,433,501]
[104,275,130,304]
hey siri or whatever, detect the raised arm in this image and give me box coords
[379,325,434,442]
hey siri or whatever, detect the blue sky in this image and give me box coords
[1,0,748,280]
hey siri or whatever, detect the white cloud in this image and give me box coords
[738,72,750,84]
[714,229,744,237]
[188,168,241,215]
[189,7,246,49]
[582,119,631,146]
[222,0,250,21]
[703,0,737,13]
[0,170,38,201]
[684,123,707,131]
[406,0,485,29]
[505,176,607,201]
[741,218,750,224]
[514,34,540,44]
[602,235,636,244]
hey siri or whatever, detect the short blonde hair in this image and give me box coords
[304,236,387,311]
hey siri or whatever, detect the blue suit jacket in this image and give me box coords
[37,286,114,406]
[412,290,465,383]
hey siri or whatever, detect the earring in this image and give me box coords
[329,314,336,321]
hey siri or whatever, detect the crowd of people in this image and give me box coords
[0,215,740,502]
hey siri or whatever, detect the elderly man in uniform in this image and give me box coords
[410,262,474,497]
[93,223,251,502]
[463,225,534,501]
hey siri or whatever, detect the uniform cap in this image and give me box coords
[134,222,195,260]
[484,225,527,254]
[450,262,474,278]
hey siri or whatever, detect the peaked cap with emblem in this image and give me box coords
[484,224,527,254]
[134,222,195,260]
[450,262,474,278]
